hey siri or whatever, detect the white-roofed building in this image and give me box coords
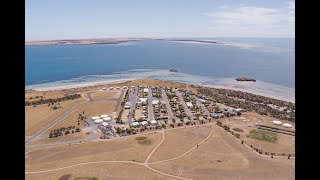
[199,99,207,103]
[141,121,148,126]
[150,120,158,125]
[103,117,112,122]
[234,108,244,112]
[283,123,293,128]
[94,119,103,124]
[139,98,148,105]
[185,102,193,108]
[152,99,159,105]
[131,122,139,127]
[124,102,132,109]
[92,116,101,120]
[102,122,110,127]
[143,88,149,93]
[100,114,109,118]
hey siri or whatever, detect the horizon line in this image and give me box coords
[25,36,295,42]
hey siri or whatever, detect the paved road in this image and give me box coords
[175,89,196,120]
[86,92,94,101]
[148,87,155,120]
[112,89,126,113]
[161,88,173,121]
[128,87,138,123]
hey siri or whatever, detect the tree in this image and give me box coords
[235,133,240,138]
[223,125,230,131]
[65,130,70,135]
[116,127,122,134]
[76,128,80,132]
[49,133,53,138]
[216,121,222,126]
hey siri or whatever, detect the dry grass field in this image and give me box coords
[26,133,162,171]
[150,127,295,180]
[148,126,212,163]
[25,98,86,136]
[92,91,121,100]
[26,163,174,180]
[45,101,116,134]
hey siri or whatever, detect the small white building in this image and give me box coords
[150,120,158,126]
[94,119,103,124]
[131,122,139,127]
[139,98,148,105]
[152,99,159,105]
[92,116,101,120]
[141,121,148,126]
[234,108,244,113]
[273,120,283,125]
[199,99,207,103]
[283,123,293,128]
[100,114,109,118]
[143,88,149,93]
[103,117,112,122]
[102,122,110,127]
[116,87,120,89]
[124,102,132,109]
[185,102,193,108]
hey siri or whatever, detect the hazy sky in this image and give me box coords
[26,0,295,41]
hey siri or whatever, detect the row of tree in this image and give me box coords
[25,94,81,106]
[49,125,80,138]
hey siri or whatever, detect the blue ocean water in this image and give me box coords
[25,38,295,101]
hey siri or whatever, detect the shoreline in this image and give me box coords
[26,78,294,103]
[204,84,294,103]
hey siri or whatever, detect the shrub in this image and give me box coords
[233,128,244,132]
[235,133,240,138]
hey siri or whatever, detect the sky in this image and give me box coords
[25,0,295,41]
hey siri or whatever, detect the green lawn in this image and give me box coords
[247,129,278,142]
[137,139,152,145]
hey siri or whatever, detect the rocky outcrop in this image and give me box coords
[236,77,256,82]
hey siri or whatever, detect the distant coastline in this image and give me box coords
[25,37,145,46]
[25,38,221,46]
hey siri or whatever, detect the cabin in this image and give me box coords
[141,121,148,126]
[150,120,158,126]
